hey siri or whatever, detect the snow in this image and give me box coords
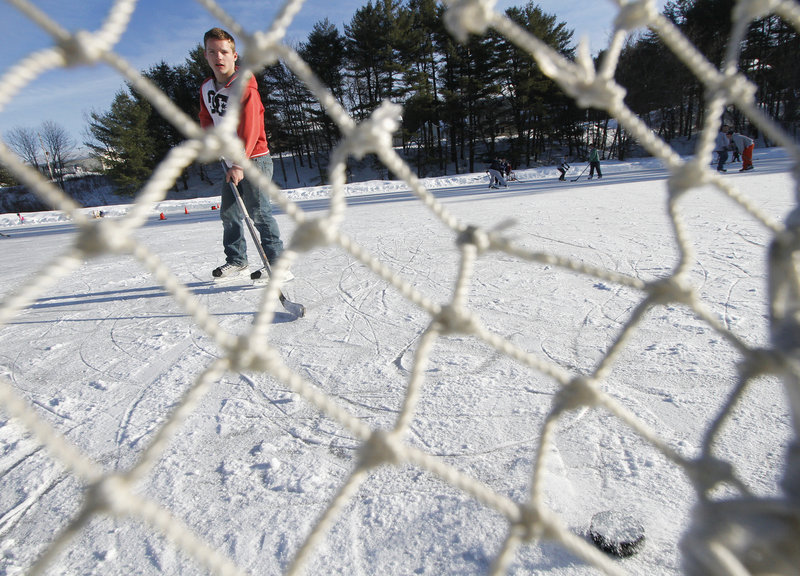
[0,148,796,575]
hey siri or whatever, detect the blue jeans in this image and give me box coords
[219,155,283,265]
[716,149,728,171]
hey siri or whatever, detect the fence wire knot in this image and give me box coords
[668,160,709,196]
[359,430,401,470]
[443,0,498,43]
[86,475,131,516]
[76,220,131,256]
[59,31,106,67]
[553,377,601,414]
[688,457,738,496]
[614,0,659,33]
[515,504,545,542]
[346,101,403,160]
[711,72,757,106]
[290,218,336,253]
[573,77,627,112]
[456,224,491,253]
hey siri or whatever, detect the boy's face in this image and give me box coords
[204,38,237,83]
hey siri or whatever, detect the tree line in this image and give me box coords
[616,0,800,144]
[4,0,798,194]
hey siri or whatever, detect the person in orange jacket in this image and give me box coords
[199,27,285,280]
[727,130,755,172]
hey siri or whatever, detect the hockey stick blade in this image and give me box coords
[252,270,304,317]
[279,293,305,318]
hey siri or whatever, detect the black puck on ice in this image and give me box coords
[589,510,645,558]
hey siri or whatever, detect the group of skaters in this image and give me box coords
[488,150,604,187]
[556,147,603,182]
[549,127,755,184]
[715,126,755,173]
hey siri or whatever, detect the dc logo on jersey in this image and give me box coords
[208,90,228,116]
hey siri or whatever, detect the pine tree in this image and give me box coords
[299,19,347,148]
[0,163,18,186]
[742,14,800,133]
[86,89,155,195]
[344,1,391,119]
[499,2,575,165]
[142,62,185,164]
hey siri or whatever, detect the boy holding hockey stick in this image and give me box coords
[199,27,287,281]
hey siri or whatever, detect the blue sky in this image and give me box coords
[1,0,665,150]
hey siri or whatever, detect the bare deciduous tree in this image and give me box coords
[4,126,40,169]
[40,120,76,186]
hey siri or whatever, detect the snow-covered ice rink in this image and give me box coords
[0,148,796,575]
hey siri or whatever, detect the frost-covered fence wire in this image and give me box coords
[1,0,799,574]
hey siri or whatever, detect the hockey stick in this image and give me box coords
[221,161,305,318]
[571,163,590,182]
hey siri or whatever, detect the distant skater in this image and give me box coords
[715,127,729,172]
[487,158,508,189]
[587,148,602,180]
[557,157,570,181]
[503,159,513,180]
[728,130,754,171]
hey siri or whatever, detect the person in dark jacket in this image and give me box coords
[487,158,508,189]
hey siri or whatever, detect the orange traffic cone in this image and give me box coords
[184,206,189,214]
[159,212,166,220]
